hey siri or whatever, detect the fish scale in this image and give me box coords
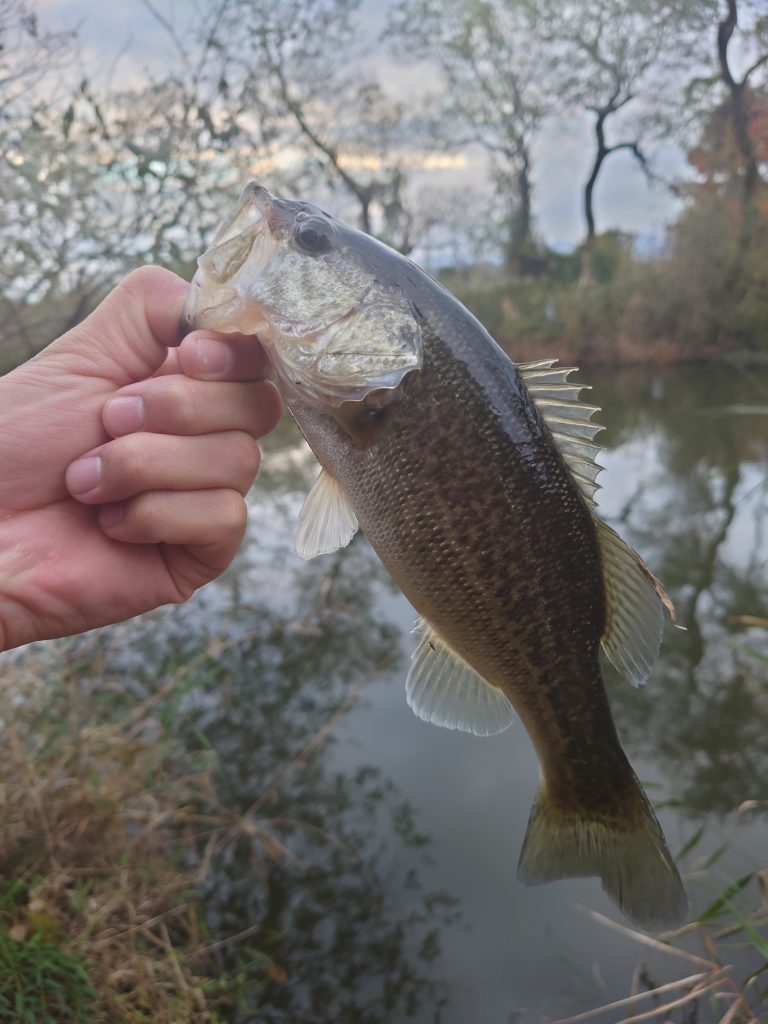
[293,313,638,832]
[182,180,688,931]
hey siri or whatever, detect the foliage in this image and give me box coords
[4,0,768,361]
[390,0,550,261]
[0,521,458,1021]
[0,643,226,1022]
[0,912,96,1023]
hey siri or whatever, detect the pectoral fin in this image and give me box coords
[295,468,358,560]
[406,619,515,736]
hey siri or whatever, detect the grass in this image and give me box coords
[551,883,768,1024]
[0,916,96,1023]
[0,602,764,1020]
[0,619,381,1022]
[555,627,768,1024]
[0,634,265,1023]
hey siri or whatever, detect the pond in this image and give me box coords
[13,362,768,1021]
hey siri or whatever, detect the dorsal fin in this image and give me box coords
[518,358,605,507]
[594,516,674,687]
[406,619,516,736]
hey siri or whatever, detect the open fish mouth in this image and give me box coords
[180,182,423,406]
[181,183,278,336]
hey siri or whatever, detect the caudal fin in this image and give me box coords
[517,780,688,932]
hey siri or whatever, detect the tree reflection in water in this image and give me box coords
[20,367,767,1022]
[116,460,459,1023]
[593,364,768,817]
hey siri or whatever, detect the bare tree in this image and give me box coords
[716,0,768,210]
[0,0,269,360]
[537,0,709,247]
[182,0,418,248]
[0,0,75,102]
[390,0,553,269]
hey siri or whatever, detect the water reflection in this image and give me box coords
[4,365,767,1022]
[593,366,768,819]
[117,464,458,1022]
[146,364,768,1022]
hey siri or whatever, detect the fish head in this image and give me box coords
[183,182,422,405]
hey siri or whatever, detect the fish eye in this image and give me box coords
[293,217,335,255]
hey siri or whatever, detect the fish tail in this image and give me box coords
[516,775,688,932]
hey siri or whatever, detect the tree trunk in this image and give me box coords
[717,0,759,211]
[503,146,534,272]
[516,150,532,251]
[584,110,609,245]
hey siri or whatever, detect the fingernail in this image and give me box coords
[66,456,102,495]
[195,337,234,378]
[100,502,124,529]
[105,395,143,434]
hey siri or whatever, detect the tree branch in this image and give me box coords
[741,50,768,86]
[607,140,655,183]
[716,0,738,91]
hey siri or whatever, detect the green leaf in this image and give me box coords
[734,643,768,665]
[676,825,704,860]
[698,843,729,870]
[696,874,753,923]
[724,899,768,959]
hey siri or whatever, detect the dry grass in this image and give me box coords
[552,904,768,1024]
[0,626,377,1022]
[0,638,239,1023]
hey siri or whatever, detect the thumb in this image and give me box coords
[47,267,189,385]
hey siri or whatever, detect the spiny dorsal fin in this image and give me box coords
[295,467,358,560]
[518,358,605,507]
[594,516,673,687]
[406,619,515,736]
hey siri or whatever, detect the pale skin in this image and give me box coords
[0,266,283,652]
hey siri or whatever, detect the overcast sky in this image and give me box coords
[38,0,686,250]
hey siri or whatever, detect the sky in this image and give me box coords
[37,0,687,251]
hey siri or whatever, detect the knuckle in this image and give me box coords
[230,433,262,480]
[120,491,160,541]
[160,376,199,432]
[115,265,163,309]
[110,434,148,485]
[218,491,248,535]
[120,264,168,295]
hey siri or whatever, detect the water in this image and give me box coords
[15,364,768,1021]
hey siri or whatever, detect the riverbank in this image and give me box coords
[0,631,289,1023]
[4,232,768,377]
[444,243,768,369]
[0,374,766,1020]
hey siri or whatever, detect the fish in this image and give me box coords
[182,182,688,931]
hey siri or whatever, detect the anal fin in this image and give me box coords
[406,619,515,736]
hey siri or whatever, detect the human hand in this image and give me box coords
[0,266,282,651]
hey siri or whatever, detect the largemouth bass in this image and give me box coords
[182,183,687,930]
